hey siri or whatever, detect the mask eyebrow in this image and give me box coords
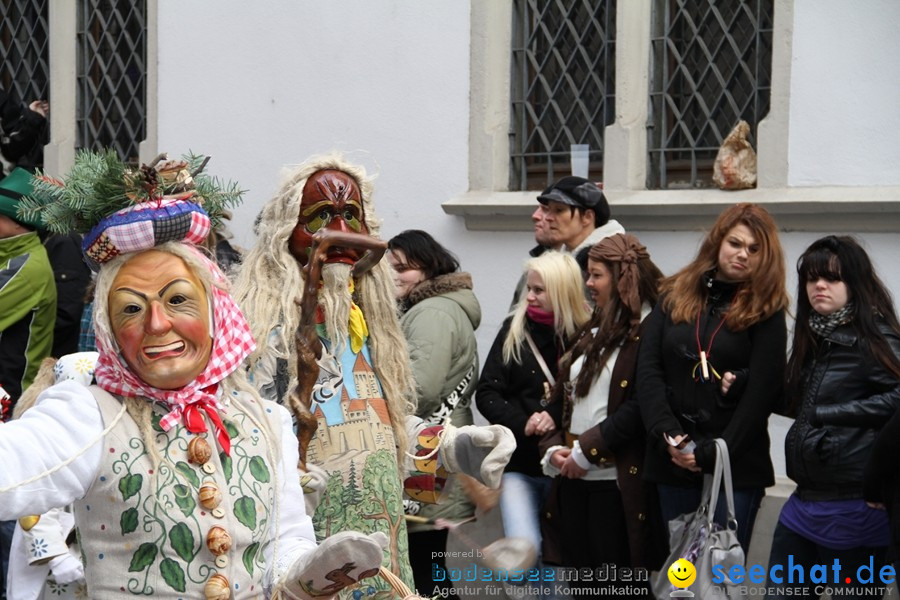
[158,279,195,296]
[114,287,148,301]
[115,279,194,301]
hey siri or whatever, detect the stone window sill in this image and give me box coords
[442,186,900,232]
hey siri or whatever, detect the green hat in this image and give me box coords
[0,168,44,229]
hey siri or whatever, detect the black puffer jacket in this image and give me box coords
[476,317,562,477]
[785,320,900,500]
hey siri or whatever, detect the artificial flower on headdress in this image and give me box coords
[18,149,251,453]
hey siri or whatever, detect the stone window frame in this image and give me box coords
[445,0,898,233]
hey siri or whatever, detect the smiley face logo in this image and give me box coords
[667,558,696,588]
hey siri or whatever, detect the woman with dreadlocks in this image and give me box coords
[540,234,666,588]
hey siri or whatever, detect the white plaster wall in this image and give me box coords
[154,1,530,364]
[154,3,900,478]
[789,0,900,186]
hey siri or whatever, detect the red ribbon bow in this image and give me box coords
[181,385,231,456]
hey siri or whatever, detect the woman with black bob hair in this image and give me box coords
[386,229,481,599]
[766,235,900,600]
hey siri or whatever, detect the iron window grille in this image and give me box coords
[510,0,616,191]
[77,0,147,164]
[648,0,773,189]
[1,0,50,104]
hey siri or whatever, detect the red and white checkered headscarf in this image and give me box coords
[94,245,256,454]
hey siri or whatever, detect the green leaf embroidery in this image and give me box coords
[128,543,157,572]
[173,484,196,517]
[175,461,200,489]
[151,411,164,433]
[234,496,257,530]
[220,452,233,482]
[120,507,138,535]
[249,456,271,483]
[159,558,186,593]
[168,522,195,563]
[242,542,259,577]
[224,419,240,439]
[118,474,142,501]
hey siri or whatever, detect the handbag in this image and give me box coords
[524,330,554,406]
[652,438,747,600]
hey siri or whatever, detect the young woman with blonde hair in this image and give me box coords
[638,203,790,553]
[477,251,590,599]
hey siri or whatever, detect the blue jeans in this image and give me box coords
[499,472,568,600]
[766,521,889,600]
[658,484,763,554]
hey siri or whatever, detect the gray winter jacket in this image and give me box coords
[401,272,481,427]
[399,272,481,530]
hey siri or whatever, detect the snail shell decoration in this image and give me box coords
[206,526,233,556]
[188,437,212,465]
[199,482,223,510]
[204,573,230,600]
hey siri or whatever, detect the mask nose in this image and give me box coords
[146,301,172,335]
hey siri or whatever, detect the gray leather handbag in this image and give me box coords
[652,438,747,600]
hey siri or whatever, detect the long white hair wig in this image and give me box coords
[233,152,416,457]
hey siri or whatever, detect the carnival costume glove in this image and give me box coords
[48,553,85,585]
[439,424,515,489]
[280,531,387,599]
[299,462,328,515]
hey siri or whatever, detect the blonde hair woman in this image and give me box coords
[476,251,590,599]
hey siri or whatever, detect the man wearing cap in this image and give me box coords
[0,167,55,419]
[511,176,625,307]
[536,175,625,271]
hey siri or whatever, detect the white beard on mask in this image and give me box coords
[318,262,353,355]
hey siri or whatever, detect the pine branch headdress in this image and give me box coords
[18,149,244,270]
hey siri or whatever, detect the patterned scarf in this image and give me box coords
[94,247,256,455]
[809,302,855,339]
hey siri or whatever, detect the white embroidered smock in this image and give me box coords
[0,380,317,598]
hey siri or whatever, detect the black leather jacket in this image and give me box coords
[785,321,900,500]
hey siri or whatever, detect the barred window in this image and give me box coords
[648,0,773,189]
[0,0,50,114]
[510,0,616,191]
[77,0,147,163]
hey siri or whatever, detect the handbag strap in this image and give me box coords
[702,438,737,527]
[524,330,555,387]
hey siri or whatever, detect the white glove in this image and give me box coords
[48,553,85,585]
[280,531,387,599]
[299,462,328,515]
[440,424,516,488]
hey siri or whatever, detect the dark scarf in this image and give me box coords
[809,302,855,339]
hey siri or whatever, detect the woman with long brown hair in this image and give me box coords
[638,203,789,552]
